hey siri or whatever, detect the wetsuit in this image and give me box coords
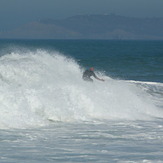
[82,69,97,82]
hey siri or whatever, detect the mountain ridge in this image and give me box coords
[1,14,163,40]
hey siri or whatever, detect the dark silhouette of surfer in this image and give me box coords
[82,67,104,82]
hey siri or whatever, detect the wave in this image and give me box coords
[126,80,163,86]
[0,49,163,129]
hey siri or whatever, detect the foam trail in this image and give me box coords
[126,80,163,86]
[0,49,163,129]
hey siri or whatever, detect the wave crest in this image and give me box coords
[0,49,163,129]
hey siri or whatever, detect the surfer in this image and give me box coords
[82,67,105,82]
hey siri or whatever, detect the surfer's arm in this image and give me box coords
[93,73,105,81]
[95,77,105,81]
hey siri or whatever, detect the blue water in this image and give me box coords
[0,39,163,163]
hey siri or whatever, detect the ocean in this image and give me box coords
[0,39,163,163]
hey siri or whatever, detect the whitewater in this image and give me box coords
[0,48,163,162]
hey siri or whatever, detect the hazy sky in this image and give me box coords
[0,0,163,29]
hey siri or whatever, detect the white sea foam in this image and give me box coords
[0,49,163,129]
[126,80,163,86]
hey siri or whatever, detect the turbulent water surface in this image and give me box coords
[0,40,163,163]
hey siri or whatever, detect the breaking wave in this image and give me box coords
[0,49,163,129]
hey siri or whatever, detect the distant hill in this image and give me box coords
[1,15,163,40]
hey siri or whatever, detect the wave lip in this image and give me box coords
[0,49,163,129]
[126,80,163,86]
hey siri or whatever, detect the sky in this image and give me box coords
[0,0,163,30]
